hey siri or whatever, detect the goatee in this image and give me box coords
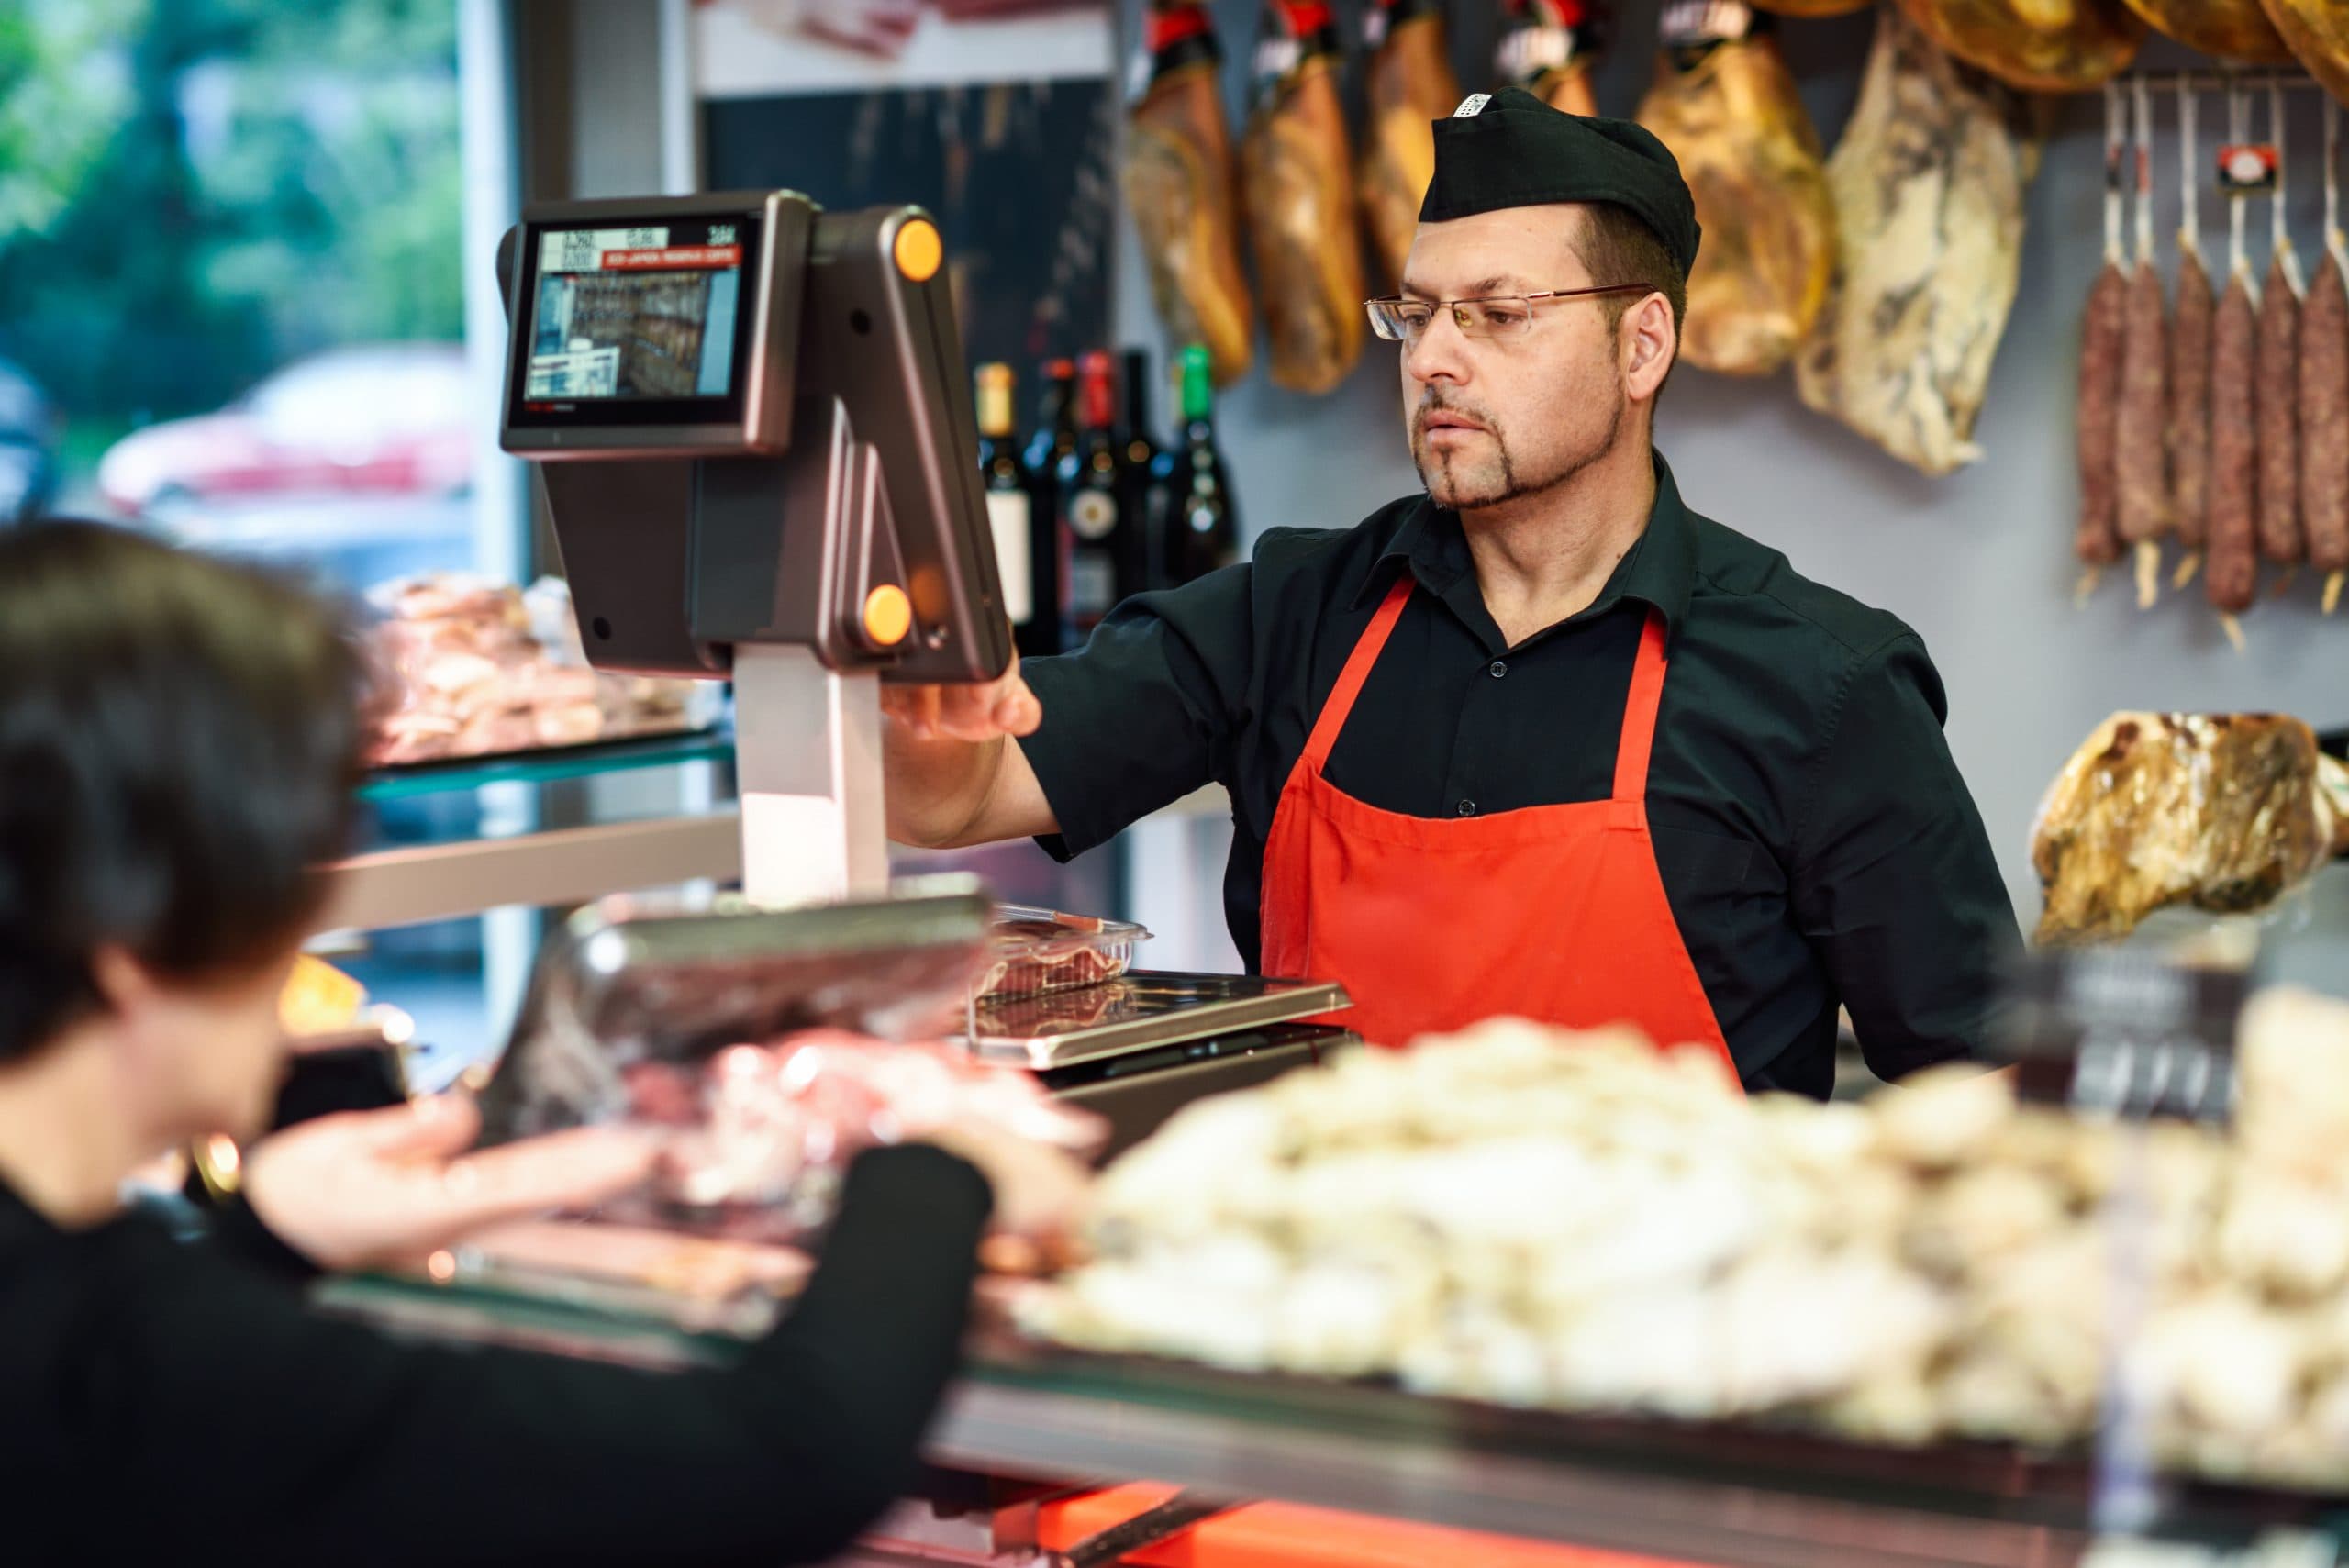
[1417,392,1623,511]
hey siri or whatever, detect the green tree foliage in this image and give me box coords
[0,0,461,422]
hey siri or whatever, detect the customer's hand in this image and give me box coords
[922,1117,1093,1245]
[242,1094,658,1273]
[881,665,1042,743]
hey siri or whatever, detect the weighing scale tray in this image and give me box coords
[965,973,1351,1071]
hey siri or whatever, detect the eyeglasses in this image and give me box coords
[1364,285,1653,343]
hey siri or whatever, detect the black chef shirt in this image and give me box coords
[1017,454,2021,1097]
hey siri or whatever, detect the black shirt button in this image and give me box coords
[1490,661,1507,678]
[1457,799,1476,817]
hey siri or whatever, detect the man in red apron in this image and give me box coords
[885,89,2018,1096]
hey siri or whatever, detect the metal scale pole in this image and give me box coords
[732,645,891,908]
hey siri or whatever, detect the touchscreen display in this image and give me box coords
[522,218,753,403]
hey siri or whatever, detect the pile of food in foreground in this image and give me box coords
[1024,995,2349,1488]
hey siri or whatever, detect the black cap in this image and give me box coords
[1419,88,1701,277]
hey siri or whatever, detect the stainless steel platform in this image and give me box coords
[964,973,1351,1072]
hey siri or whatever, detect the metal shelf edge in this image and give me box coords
[313,808,744,932]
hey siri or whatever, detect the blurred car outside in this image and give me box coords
[96,342,478,593]
[98,341,473,517]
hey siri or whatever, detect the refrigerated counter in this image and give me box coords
[319,1264,2349,1568]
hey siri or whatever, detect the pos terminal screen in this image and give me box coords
[514,217,760,423]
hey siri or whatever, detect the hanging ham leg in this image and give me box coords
[1241,0,1368,395]
[2259,0,2349,109]
[1637,13,1835,376]
[1796,7,2032,476]
[1125,2,1257,388]
[1497,0,1605,117]
[2119,0,2292,62]
[1359,0,1461,293]
[1896,0,2146,95]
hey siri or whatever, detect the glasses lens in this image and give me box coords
[1367,299,1432,342]
[1455,297,1535,339]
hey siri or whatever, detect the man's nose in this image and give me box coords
[1404,309,1472,385]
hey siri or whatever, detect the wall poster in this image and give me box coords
[692,0,1120,372]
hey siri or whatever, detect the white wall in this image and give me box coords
[1109,2,2349,941]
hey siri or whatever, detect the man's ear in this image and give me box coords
[1622,293,1676,404]
[87,946,155,1016]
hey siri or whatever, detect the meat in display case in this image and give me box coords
[474,888,1103,1247]
[364,574,719,769]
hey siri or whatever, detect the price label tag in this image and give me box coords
[1658,0,1758,50]
[1996,948,2252,1124]
[2218,143,2281,195]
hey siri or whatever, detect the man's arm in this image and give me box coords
[885,565,1257,857]
[882,668,1061,849]
[1790,634,2023,1083]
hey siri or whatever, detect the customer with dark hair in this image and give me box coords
[0,521,1084,1565]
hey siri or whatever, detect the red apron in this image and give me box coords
[1259,575,1737,1082]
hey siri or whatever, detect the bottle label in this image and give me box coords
[1070,554,1117,617]
[1068,488,1119,541]
[985,490,1033,626]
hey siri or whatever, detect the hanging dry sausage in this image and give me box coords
[2171,78,2215,589]
[2115,76,2171,606]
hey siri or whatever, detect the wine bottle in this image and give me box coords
[975,364,1055,660]
[1164,343,1240,584]
[1118,349,1168,595]
[1024,359,1079,651]
[1058,351,1125,645]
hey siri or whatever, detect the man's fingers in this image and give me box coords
[437,1127,661,1228]
[995,675,1043,738]
[882,684,937,740]
[886,673,1041,742]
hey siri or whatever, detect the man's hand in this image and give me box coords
[879,664,1042,742]
[242,1094,658,1273]
[881,663,1059,849]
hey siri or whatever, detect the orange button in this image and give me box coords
[893,217,942,283]
[863,584,913,646]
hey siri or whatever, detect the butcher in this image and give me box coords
[885,90,2020,1095]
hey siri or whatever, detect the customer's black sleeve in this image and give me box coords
[1019,563,1256,860]
[97,1144,991,1568]
[205,1192,323,1284]
[1788,634,2023,1083]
